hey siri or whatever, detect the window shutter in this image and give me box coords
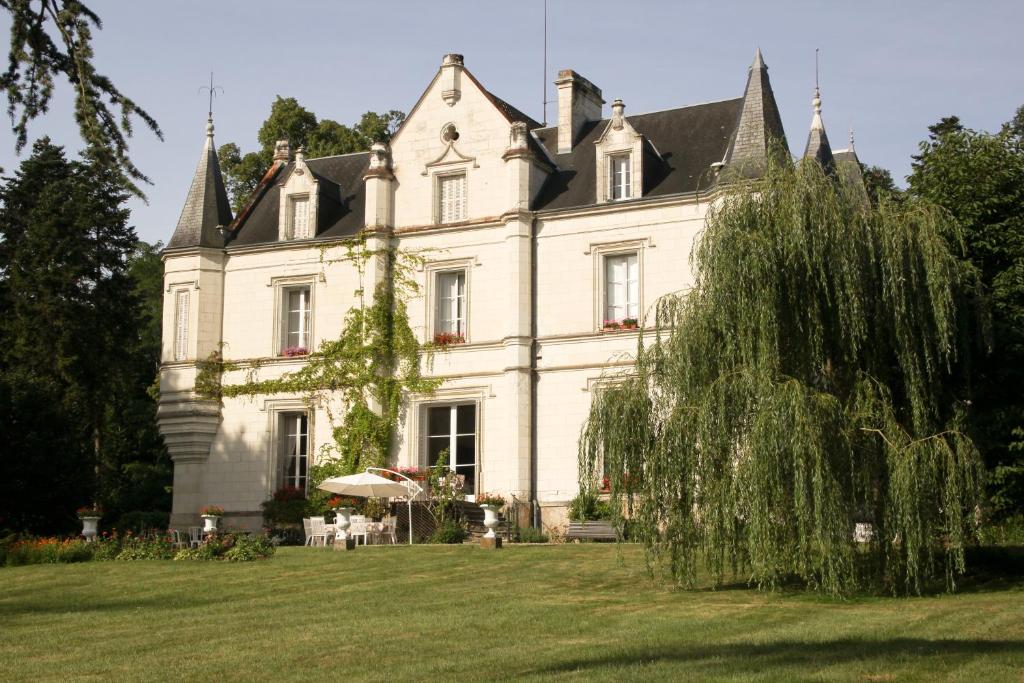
[439,174,466,223]
[625,254,638,318]
[292,198,309,239]
[174,290,189,360]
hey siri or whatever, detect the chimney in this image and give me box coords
[273,139,291,162]
[440,53,464,107]
[554,70,604,154]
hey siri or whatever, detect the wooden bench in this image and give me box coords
[565,520,617,542]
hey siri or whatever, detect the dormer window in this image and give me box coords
[610,155,632,200]
[288,194,310,239]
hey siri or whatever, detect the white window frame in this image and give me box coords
[434,270,467,340]
[281,285,312,354]
[589,240,647,332]
[172,289,190,361]
[421,401,479,501]
[270,275,316,357]
[603,252,639,324]
[424,259,474,344]
[609,154,632,200]
[435,172,467,224]
[279,411,310,493]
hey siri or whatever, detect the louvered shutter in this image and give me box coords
[174,290,189,360]
[292,197,309,239]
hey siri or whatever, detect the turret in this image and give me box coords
[723,48,789,178]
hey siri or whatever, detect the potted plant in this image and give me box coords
[477,494,505,541]
[602,319,621,331]
[280,345,308,357]
[621,317,639,330]
[432,331,466,347]
[77,506,102,541]
[200,505,224,533]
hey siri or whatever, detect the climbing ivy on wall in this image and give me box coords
[580,157,988,596]
[196,236,440,491]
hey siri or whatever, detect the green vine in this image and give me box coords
[195,235,440,491]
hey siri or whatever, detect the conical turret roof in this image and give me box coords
[803,88,835,173]
[167,117,233,249]
[723,48,789,177]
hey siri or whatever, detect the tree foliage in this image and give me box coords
[908,107,1024,516]
[0,0,162,196]
[0,139,169,534]
[219,97,404,210]
[581,157,986,595]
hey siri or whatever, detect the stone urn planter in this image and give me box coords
[479,504,500,539]
[334,507,355,550]
[201,515,220,533]
[79,516,101,542]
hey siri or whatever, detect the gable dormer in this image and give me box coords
[278,147,319,240]
[594,99,643,203]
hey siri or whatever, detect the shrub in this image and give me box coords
[115,510,170,534]
[113,534,176,561]
[567,491,612,521]
[516,526,549,543]
[266,527,305,546]
[4,537,94,566]
[262,487,310,525]
[978,515,1024,547]
[223,534,275,562]
[429,519,467,544]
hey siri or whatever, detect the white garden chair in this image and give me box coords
[378,516,398,545]
[168,529,187,550]
[349,515,367,545]
[188,527,204,548]
[302,517,313,546]
[309,516,331,547]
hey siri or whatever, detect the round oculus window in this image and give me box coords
[441,123,460,143]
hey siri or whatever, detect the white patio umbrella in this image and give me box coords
[317,470,421,545]
[319,471,411,498]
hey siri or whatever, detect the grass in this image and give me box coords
[1,544,1023,681]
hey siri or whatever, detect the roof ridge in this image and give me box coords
[305,150,372,162]
[533,97,744,134]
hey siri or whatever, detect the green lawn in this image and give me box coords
[1,545,1023,682]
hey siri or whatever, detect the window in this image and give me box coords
[290,195,310,239]
[281,286,311,355]
[437,173,467,224]
[426,404,477,496]
[605,253,639,323]
[280,413,309,492]
[173,290,189,361]
[435,270,466,342]
[610,154,632,200]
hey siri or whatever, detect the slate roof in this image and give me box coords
[833,148,869,206]
[723,48,789,177]
[532,98,743,211]
[227,152,369,248]
[167,121,234,249]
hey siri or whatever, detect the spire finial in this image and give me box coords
[198,72,224,132]
[849,128,855,151]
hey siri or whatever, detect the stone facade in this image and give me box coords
[159,51,859,533]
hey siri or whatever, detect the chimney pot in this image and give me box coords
[273,139,291,162]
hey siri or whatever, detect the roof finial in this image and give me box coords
[199,72,224,138]
[849,127,856,151]
[811,48,823,128]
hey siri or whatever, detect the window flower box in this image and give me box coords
[602,318,639,332]
[280,345,309,357]
[432,332,465,347]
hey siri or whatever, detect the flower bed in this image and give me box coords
[1,531,275,566]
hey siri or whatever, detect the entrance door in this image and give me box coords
[426,403,477,499]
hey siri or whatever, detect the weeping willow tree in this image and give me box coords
[580,157,987,595]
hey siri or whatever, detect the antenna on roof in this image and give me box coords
[199,72,224,119]
[542,0,548,125]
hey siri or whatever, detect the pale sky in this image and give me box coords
[1,0,1021,245]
